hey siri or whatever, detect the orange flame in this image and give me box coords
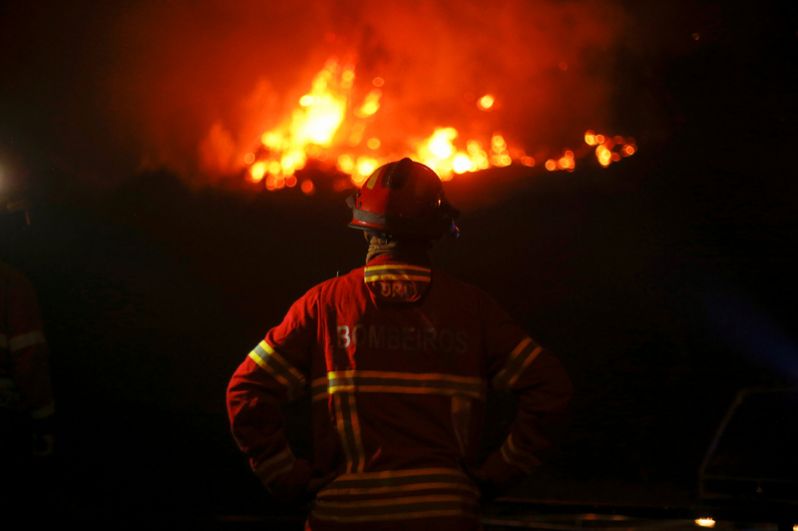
[237,59,637,189]
[585,129,636,168]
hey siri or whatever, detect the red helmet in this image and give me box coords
[346,158,459,239]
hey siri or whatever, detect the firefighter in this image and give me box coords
[227,158,572,530]
[0,197,56,511]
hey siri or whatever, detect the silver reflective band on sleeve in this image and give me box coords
[499,433,540,473]
[31,402,55,419]
[10,331,46,351]
[255,446,296,486]
[492,337,543,390]
[247,340,306,398]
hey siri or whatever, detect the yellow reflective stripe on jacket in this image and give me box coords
[31,402,55,420]
[312,506,478,524]
[313,467,478,523]
[311,377,328,402]
[333,393,366,473]
[254,445,295,485]
[499,433,540,473]
[364,264,431,282]
[364,264,431,273]
[8,331,46,351]
[247,340,306,397]
[492,337,543,390]
[365,274,431,282]
[319,467,478,497]
[318,493,474,508]
[319,370,484,400]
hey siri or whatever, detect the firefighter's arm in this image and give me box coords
[227,350,310,499]
[481,343,572,490]
[7,273,55,456]
[226,290,317,499]
[478,297,572,491]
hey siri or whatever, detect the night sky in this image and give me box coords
[1,0,797,527]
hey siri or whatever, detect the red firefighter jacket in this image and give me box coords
[227,255,572,528]
[0,261,54,420]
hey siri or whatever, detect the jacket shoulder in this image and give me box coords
[304,266,366,300]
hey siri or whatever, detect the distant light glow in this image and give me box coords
[695,517,716,528]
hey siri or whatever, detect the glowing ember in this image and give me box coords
[478,94,495,110]
[557,149,575,171]
[585,130,637,168]
[239,58,637,189]
[300,179,315,195]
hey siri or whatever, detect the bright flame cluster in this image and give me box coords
[584,130,637,168]
[242,59,637,192]
[410,129,523,183]
[247,60,354,191]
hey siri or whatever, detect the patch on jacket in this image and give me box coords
[364,263,430,303]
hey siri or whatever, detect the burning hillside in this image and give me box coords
[200,56,637,193]
[91,0,632,189]
[0,1,639,191]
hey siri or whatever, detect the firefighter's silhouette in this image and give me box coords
[227,158,572,530]
[0,196,56,512]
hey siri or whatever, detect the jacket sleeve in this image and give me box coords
[226,288,317,494]
[6,272,55,420]
[480,295,573,488]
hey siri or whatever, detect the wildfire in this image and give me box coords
[239,59,637,192]
[584,130,637,168]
